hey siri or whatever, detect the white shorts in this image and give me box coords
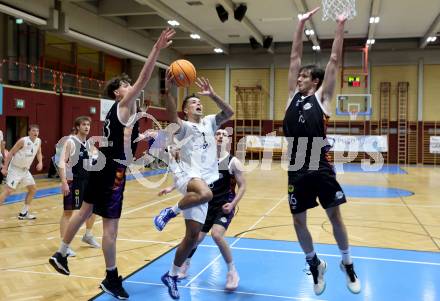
[173,173,209,224]
[6,166,35,190]
[183,203,208,224]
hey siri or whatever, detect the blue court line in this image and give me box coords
[3,169,167,205]
[92,237,440,301]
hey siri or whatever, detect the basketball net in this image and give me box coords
[322,0,356,21]
[349,109,358,121]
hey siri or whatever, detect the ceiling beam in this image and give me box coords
[420,12,440,48]
[367,0,381,45]
[98,0,156,17]
[127,15,167,29]
[171,40,212,48]
[292,0,319,48]
[147,28,192,40]
[135,0,229,54]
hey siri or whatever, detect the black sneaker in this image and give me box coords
[161,271,179,299]
[100,275,129,300]
[307,257,327,295]
[49,252,70,275]
[340,261,361,293]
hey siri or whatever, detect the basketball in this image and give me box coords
[169,59,196,87]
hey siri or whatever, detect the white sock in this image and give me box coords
[172,204,181,215]
[169,263,180,276]
[21,205,29,214]
[106,265,117,272]
[227,261,236,272]
[305,250,316,261]
[58,241,69,257]
[340,248,352,265]
[85,229,93,236]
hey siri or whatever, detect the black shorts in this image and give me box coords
[202,194,235,233]
[63,177,88,210]
[287,169,346,214]
[84,162,127,219]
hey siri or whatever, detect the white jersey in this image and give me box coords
[11,136,41,169]
[175,115,220,184]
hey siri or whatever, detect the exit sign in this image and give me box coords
[15,99,25,109]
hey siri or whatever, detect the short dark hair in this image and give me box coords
[181,94,199,120]
[104,73,132,100]
[28,124,39,131]
[74,116,91,133]
[299,65,325,89]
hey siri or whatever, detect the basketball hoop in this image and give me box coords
[349,109,358,121]
[322,0,356,21]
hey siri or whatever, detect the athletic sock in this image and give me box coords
[21,205,29,215]
[169,263,180,277]
[58,241,69,257]
[171,204,181,215]
[340,248,352,265]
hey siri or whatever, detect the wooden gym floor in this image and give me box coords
[0,163,439,300]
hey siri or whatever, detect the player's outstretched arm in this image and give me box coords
[119,28,175,119]
[318,14,347,105]
[196,77,234,126]
[1,138,24,176]
[164,70,183,127]
[287,7,319,108]
[222,158,246,214]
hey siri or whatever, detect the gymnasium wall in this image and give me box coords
[371,65,418,121]
[230,69,270,119]
[188,64,438,123]
[0,85,170,173]
[424,65,440,121]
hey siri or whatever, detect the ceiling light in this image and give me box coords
[370,16,380,24]
[366,39,375,45]
[312,45,320,51]
[167,20,180,27]
[214,48,223,53]
[15,18,23,24]
[427,36,437,42]
[305,29,314,36]
[190,33,201,39]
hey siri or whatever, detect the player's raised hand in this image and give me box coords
[336,13,348,24]
[196,77,215,97]
[299,7,320,22]
[165,68,176,89]
[155,27,176,49]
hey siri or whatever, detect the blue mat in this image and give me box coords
[92,237,440,301]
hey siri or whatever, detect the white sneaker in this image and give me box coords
[309,260,327,295]
[225,270,240,291]
[82,234,100,248]
[340,261,361,294]
[18,212,36,220]
[177,261,190,279]
[67,247,76,257]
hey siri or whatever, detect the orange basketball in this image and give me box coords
[169,59,196,87]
